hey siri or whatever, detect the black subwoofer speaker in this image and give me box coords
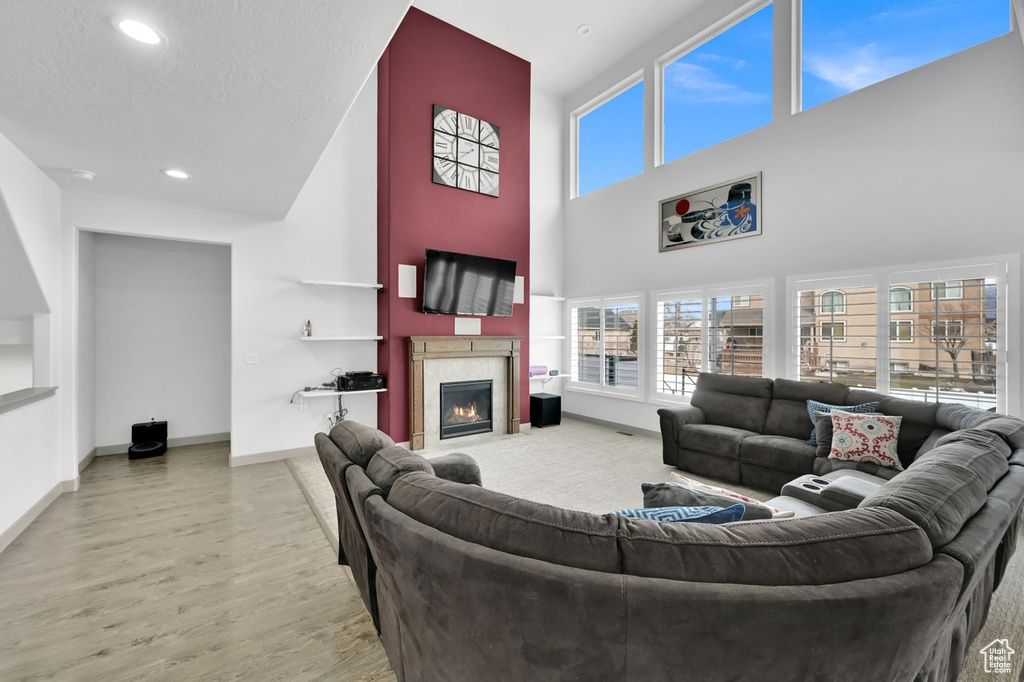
[530,393,561,428]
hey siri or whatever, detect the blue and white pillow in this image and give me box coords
[806,399,881,445]
[614,504,745,524]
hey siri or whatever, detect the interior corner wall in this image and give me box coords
[91,234,230,449]
[76,230,95,463]
[376,8,532,442]
[61,68,380,463]
[562,17,1024,431]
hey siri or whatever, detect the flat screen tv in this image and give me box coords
[422,249,517,317]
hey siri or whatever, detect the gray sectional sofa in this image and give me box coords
[316,401,1024,681]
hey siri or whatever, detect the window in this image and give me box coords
[655,294,703,397]
[662,3,772,164]
[797,282,877,388]
[933,280,964,300]
[820,290,846,314]
[820,322,846,342]
[891,362,909,372]
[576,78,644,196]
[708,292,766,377]
[890,286,913,312]
[889,275,998,411]
[801,1,1010,111]
[890,320,913,342]
[654,286,767,400]
[570,296,641,394]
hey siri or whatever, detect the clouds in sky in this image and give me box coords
[665,61,768,105]
[803,44,911,93]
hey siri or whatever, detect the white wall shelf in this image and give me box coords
[532,335,566,340]
[299,279,383,290]
[298,389,386,398]
[530,294,565,301]
[300,335,383,342]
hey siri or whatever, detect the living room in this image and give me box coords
[0,1,1022,680]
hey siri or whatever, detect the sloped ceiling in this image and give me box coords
[0,0,411,218]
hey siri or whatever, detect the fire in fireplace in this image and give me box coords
[440,380,493,440]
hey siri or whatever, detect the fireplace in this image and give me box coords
[440,380,493,440]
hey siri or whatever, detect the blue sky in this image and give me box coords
[578,0,1009,196]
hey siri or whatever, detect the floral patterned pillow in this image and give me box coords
[828,411,904,471]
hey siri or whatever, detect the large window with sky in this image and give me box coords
[801,0,1010,111]
[662,2,773,164]
[576,79,644,196]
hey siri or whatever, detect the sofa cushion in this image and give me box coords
[935,403,1000,432]
[740,434,817,474]
[387,472,622,573]
[614,505,746,524]
[917,427,953,458]
[979,417,1024,450]
[846,390,938,466]
[690,373,773,433]
[618,506,932,585]
[426,452,483,486]
[329,421,395,468]
[366,446,435,495]
[680,423,758,459]
[762,378,848,440]
[813,456,901,481]
[860,432,1009,547]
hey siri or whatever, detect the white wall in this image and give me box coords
[528,85,568,394]
[0,129,64,543]
[76,230,95,463]
[0,345,34,395]
[561,3,1024,431]
[62,73,381,463]
[91,234,230,448]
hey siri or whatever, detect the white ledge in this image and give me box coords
[0,387,58,417]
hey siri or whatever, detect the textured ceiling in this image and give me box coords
[0,0,411,218]
[414,0,708,95]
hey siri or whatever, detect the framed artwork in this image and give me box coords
[659,172,762,252]
[432,105,500,197]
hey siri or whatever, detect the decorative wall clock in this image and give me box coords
[432,105,500,197]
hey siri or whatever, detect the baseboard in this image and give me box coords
[0,482,62,555]
[78,448,96,473]
[561,412,661,439]
[61,477,80,493]
[96,432,231,457]
[230,445,315,468]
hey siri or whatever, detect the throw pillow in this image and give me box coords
[812,410,884,458]
[669,473,795,519]
[806,399,882,446]
[829,411,904,471]
[642,482,772,521]
[614,504,745,524]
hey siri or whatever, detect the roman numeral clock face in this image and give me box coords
[432,105,500,197]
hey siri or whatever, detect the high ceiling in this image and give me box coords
[0,0,411,218]
[414,0,707,95]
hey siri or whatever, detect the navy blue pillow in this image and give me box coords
[807,399,881,445]
[614,504,745,524]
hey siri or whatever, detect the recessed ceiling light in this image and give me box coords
[577,24,592,36]
[116,19,166,46]
[70,169,96,181]
[163,169,191,180]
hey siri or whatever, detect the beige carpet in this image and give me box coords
[288,417,1023,681]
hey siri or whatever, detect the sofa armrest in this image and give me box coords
[428,452,483,486]
[657,406,706,466]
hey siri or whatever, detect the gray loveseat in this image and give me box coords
[316,414,1024,682]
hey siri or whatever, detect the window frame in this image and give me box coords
[890,319,914,343]
[570,70,645,200]
[567,293,645,400]
[654,0,773,168]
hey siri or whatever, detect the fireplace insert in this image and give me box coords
[440,379,493,440]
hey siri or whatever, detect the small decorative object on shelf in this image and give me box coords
[304,319,313,337]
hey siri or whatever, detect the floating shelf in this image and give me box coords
[300,335,383,342]
[530,294,565,301]
[531,335,566,340]
[298,389,387,398]
[299,279,383,290]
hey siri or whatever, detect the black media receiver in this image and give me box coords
[337,371,385,392]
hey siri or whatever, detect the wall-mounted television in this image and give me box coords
[422,249,517,317]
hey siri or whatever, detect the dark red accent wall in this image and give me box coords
[377,8,531,442]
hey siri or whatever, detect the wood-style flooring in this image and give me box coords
[0,443,396,681]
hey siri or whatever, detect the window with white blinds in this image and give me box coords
[796,281,878,389]
[888,275,998,411]
[569,296,641,394]
[655,286,767,400]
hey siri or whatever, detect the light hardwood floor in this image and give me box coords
[0,443,396,682]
